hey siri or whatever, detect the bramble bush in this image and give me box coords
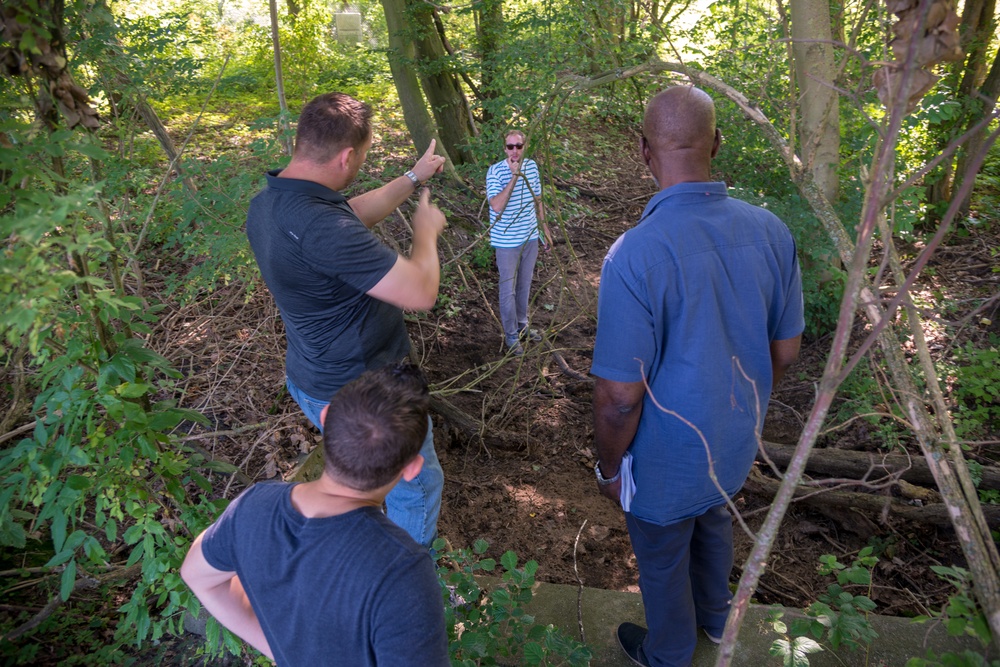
[435,539,592,666]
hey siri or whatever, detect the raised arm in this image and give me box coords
[349,140,445,228]
[770,335,801,386]
[592,377,645,501]
[366,188,446,311]
[488,160,521,215]
[180,533,274,660]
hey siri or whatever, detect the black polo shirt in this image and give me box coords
[246,171,408,400]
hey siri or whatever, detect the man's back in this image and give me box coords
[199,483,449,666]
[592,182,803,524]
[245,172,410,399]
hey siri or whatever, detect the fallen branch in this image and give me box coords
[760,441,1000,490]
[743,468,1000,528]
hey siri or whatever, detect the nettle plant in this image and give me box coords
[434,539,592,667]
[768,548,880,666]
[909,566,999,667]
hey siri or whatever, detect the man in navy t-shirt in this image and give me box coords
[245,92,447,548]
[181,364,450,666]
[591,87,804,666]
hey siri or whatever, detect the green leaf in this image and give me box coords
[479,558,496,572]
[473,538,489,554]
[501,550,518,571]
[459,629,488,657]
[0,519,26,549]
[66,474,92,490]
[523,641,545,665]
[118,382,152,398]
[60,559,77,601]
[51,511,68,553]
[123,523,145,545]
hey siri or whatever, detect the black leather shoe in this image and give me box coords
[617,622,651,666]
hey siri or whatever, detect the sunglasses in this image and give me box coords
[506,143,524,150]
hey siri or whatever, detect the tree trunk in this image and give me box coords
[925,0,997,220]
[380,0,458,178]
[399,0,475,165]
[476,0,503,124]
[790,0,840,203]
[268,0,293,155]
[956,46,1000,215]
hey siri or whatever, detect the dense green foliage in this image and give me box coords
[1,0,997,662]
[435,539,592,666]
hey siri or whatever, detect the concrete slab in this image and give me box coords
[524,581,989,666]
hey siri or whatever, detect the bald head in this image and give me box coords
[643,86,716,153]
[641,86,719,187]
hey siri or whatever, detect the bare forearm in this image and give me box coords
[408,228,441,301]
[489,177,518,215]
[593,379,644,477]
[195,577,274,659]
[349,176,416,228]
[769,336,802,387]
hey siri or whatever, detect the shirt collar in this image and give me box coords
[266,169,347,203]
[641,181,728,218]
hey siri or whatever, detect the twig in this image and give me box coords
[0,420,36,446]
[572,519,588,644]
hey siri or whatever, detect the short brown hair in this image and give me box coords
[294,92,373,163]
[322,363,430,491]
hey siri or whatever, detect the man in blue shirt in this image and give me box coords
[591,87,804,666]
[181,364,450,666]
[246,93,446,548]
[485,130,552,355]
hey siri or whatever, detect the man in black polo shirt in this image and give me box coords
[246,92,446,547]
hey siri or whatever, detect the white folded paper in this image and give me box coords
[619,452,636,512]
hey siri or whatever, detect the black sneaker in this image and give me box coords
[617,622,651,666]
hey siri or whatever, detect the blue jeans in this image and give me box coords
[495,240,539,344]
[286,377,443,549]
[626,504,733,667]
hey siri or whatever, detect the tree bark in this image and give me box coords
[476,0,504,124]
[400,0,475,165]
[925,0,997,219]
[790,0,840,202]
[268,0,293,155]
[956,47,1000,214]
[743,469,1000,529]
[760,441,1000,490]
[380,0,459,179]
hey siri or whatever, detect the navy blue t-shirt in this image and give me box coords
[246,171,410,400]
[591,182,804,525]
[200,483,449,667]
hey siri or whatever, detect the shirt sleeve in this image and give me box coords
[485,163,507,199]
[590,240,658,383]
[299,207,398,294]
[370,552,450,666]
[198,490,253,573]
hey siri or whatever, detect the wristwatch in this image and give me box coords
[404,170,421,188]
[595,461,621,486]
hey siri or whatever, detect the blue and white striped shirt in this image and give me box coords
[485,158,542,248]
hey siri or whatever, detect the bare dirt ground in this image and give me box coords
[157,124,1000,632]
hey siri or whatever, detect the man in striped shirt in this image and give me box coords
[485,130,552,356]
